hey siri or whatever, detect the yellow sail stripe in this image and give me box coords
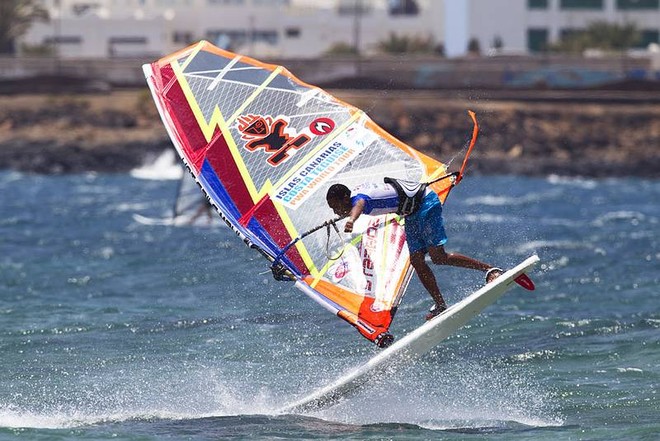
[265,111,362,277]
[171,59,223,143]
[265,113,362,278]
[226,67,284,126]
[172,57,283,202]
[171,59,260,202]
[178,40,206,72]
[310,234,363,288]
[270,199,319,277]
[171,47,321,275]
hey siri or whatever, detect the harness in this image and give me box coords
[383,177,428,216]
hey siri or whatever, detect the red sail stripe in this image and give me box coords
[158,61,308,274]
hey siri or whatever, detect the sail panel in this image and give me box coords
[173,171,206,217]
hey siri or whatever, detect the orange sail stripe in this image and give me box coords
[456,110,479,185]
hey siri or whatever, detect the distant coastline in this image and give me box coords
[0,88,658,178]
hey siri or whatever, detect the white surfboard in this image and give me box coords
[132,213,181,226]
[132,213,221,227]
[280,255,540,414]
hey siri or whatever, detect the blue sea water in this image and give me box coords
[0,171,658,440]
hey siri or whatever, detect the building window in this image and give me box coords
[527,28,548,52]
[560,28,581,39]
[173,32,193,44]
[72,3,101,16]
[638,30,660,47]
[285,28,300,38]
[207,30,246,49]
[207,0,244,4]
[616,0,659,9]
[560,0,603,9]
[338,0,372,16]
[253,0,289,5]
[108,36,148,57]
[45,35,83,44]
[109,37,147,45]
[253,30,278,45]
[206,29,278,49]
[388,0,419,15]
[528,0,548,9]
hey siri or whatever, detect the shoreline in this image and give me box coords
[0,89,658,178]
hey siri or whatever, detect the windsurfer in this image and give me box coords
[326,181,502,320]
[188,197,213,225]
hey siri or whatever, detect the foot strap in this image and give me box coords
[425,303,447,321]
[486,267,503,283]
[487,267,535,290]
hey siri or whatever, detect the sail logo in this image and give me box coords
[329,258,350,282]
[273,139,364,209]
[360,218,381,295]
[272,124,370,209]
[237,114,311,166]
[309,117,335,136]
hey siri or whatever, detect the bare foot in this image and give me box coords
[425,303,447,321]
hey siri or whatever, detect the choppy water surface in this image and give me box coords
[0,172,658,440]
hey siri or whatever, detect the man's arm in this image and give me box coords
[344,198,365,233]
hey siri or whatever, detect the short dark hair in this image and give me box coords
[326,183,350,201]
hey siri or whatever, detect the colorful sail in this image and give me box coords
[143,41,467,346]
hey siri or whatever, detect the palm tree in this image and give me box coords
[0,0,49,54]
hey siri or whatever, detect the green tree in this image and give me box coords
[586,21,640,50]
[377,33,435,54]
[467,37,481,55]
[550,21,640,53]
[0,0,49,54]
[324,42,359,57]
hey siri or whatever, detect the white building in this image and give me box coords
[22,0,445,58]
[20,0,660,59]
[461,0,660,55]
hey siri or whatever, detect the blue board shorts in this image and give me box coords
[404,192,448,254]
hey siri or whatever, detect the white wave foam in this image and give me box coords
[464,189,560,207]
[315,358,564,430]
[616,367,644,373]
[511,350,557,362]
[546,175,597,189]
[591,211,648,227]
[0,367,260,430]
[464,195,519,206]
[130,150,183,181]
[0,406,218,429]
[463,214,509,224]
[516,240,586,254]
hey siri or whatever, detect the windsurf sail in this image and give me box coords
[143,41,477,346]
[173,170,208,219]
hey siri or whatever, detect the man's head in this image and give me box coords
[326,184,351,216]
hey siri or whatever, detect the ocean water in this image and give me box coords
[0,171,658,440]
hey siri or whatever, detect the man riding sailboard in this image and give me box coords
[142,41,534,348]
[326,179,506,322]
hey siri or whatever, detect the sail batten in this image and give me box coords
[144,41,457,345]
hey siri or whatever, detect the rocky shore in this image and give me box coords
[0,89,658,177]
